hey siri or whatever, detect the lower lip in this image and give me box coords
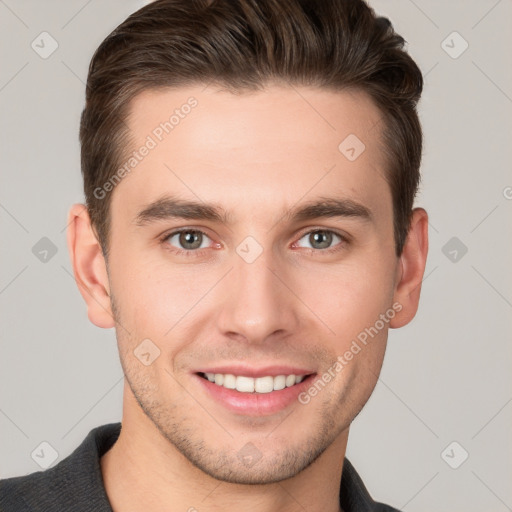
[194,374,315,416]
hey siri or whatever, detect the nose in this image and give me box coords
[215,242,301,345]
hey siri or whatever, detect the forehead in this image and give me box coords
[111,84,390,227]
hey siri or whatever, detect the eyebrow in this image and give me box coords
[134,194,373,227]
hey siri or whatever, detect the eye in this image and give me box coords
[294,229,347,253]
[160,227,348,258]
[162,229,213,254]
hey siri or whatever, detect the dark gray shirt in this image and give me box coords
[0,422,402,511]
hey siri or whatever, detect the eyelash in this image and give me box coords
[159,227,349,258]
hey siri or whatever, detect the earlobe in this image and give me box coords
[66,203,115,329]
[390,207,429,329]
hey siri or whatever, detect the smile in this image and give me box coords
[199,372,308,393]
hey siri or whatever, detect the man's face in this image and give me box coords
[106,84,399,483]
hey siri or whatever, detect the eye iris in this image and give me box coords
[310,231,332,249]
[180,230,202,250]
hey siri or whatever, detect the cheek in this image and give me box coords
[107,253,172,337]
[111,256,218,345]
[300,258,395,340]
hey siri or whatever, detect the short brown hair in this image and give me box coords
[80,0,423,259]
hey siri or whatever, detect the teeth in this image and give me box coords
[223,374,236,389]
[254,376,274,393]
[236,376,255,393]
[273,375,286,391]
[203,373,308,393]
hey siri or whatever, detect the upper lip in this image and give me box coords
[194,365,315,378]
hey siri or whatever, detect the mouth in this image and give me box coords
[192,365,317,415]
[197,372,312,394]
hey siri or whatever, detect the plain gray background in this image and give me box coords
[1,1,511,510]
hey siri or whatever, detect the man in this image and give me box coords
[0,0,428,510]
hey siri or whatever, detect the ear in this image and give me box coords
[390,207,429,328]
[66,203,115,329]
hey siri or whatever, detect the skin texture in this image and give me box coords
[67,84,428,512]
